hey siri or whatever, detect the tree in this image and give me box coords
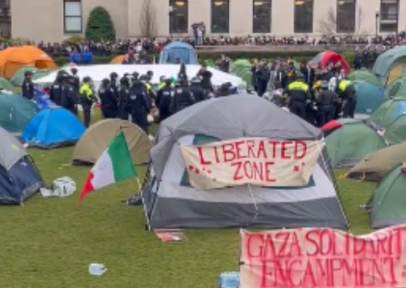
[317,7,364,36]
[85,6,116,41]
[139,0,157,37]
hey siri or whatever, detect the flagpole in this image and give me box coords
[134,176,152,230]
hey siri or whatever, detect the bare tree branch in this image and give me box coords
[317,8,337,35]
[139,0,157,37]
[317,7,364,37]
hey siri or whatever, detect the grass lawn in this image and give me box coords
[0,110,377,288]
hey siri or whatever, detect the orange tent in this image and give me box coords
[110,55,124,64]
[0,46,57,79]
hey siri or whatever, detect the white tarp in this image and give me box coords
[34,64,245,90]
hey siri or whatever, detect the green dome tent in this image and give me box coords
[353,80,385,114]
[326,119,386,168]
[384,114,406,145]
[231,59,252,86]
[368,163,406,228]
[0,94,38,133]
[0,76,14,91]
[348,69,382,87]
[372,46,406,87]
[368,97,406,129]
[10,66,53,86]
[384,77,406,99]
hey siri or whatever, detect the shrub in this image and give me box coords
[64,35,85,45]
[85,6,116,42]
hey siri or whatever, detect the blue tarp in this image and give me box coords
[159,42,198,64]
[21,108,85,148]
[34,86,55,110]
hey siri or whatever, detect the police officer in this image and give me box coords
[336,78,357,118]
[109,72,119,101]
[22,71,34,100]
[49,73,65,105]
[189,77,206,102]
[216,83,231,97]
[98,78,117,118]
[156,78,173,122]
[316,81,336,126]
[71,68,80,92]
[61,75,78,115]
[118,76,130,120]
[79,76,96,127]
[285,72,309,120]
[170,79,195,114]
[126,79,151,133]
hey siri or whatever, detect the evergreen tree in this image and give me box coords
[85,6,116,42]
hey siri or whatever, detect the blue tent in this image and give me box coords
[353,80,385,114]
[0,127,42,205]
[159,42,198,64]
[21,108,85,148]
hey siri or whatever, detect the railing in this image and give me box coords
[195,44,367,52]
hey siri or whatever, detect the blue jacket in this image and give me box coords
[69,52,81,64]
[82,51,93,64]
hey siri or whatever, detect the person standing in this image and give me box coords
[79,76,96,127]
[22,71,34,100]
[126,79,151,133]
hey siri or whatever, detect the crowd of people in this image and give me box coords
[0,32,404,57]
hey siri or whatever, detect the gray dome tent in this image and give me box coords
[142,95,348,229]
[0,127,42,204]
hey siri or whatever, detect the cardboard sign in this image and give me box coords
[180,138,324,190]
[240,226,406,288]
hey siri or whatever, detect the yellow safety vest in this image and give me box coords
[145,83,152,92]
[287,81,309,92]
[79,83,93,99]
[158,82,166,90]
[338,80,351,92]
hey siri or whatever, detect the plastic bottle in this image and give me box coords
[88,263,107,276]
[218,271,240,288]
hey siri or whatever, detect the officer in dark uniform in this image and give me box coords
[156,78,173,122]
[61,75,78,115]
[216,83,231,97]
[50,73,65,105]
[98,78,117,118]
[316,81,336,126]
[336,79,357,118]
[22,71,34,100]
[109,72,119,102]
[126,79,151,133]
[285,72,310,120]
[189,77,206,102]
[170,79,195,114]
[71,68,80,92]
[118,76,130,120]
[79,76,96,127]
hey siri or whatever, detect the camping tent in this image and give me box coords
[321,118,359,136]
[367,163,406,228]
[10,66,53,86]
[367,98,406,129]
[21,108,85,148]
[347,142,406,181]
[353,80,385,114]
[0,127,42,204]
[372,46,406,86]
[309,51,351,73]
[0,94,38,133]
[326,120,386,168]
[348,69,382,87]
[110,55,124,64]
[72,119,151,165]
[0,46,57,79]
[230,59,252,86]
[384,114,406,144]
[384,77,406,99]
[0,76,14,91]
[159,42,198,64]
[142,95,348,229]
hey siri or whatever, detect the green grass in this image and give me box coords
[0,112,377,288]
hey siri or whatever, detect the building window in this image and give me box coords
[294,0,313,33]
[211,0,229,33]
[64,0,82,33]
[169,0,188,33]
[336,0,356,33]
[379,0,399,32]
[253,0,271,33]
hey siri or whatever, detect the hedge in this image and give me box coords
[53,51,356,67]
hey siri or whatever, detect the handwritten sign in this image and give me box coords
[240,226,406,288]
[180,138,324,190]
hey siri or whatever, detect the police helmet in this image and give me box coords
[71,67,78,74]
[120,77,129,85]
[110,72,118,79]
[139,75,148,82]
[82,76,91,83]
[102,78,110,84]
[159,76,166,82]
[147,70,153,76]
[165,78,172,86]
[132,72,139,79]
[24,71,33,76]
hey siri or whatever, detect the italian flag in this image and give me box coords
[79,131,137,203]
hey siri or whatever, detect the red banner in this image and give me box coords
[240,226,406,288]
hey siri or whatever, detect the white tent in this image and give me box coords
[34,64,245,90]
